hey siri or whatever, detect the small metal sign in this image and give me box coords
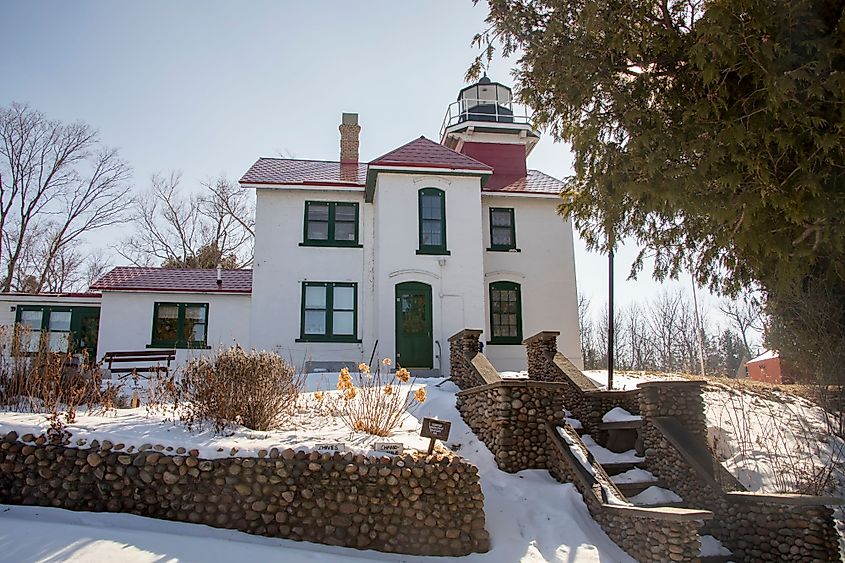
[420,417,451,454]
[372,442,404,456]
[315,442,345,454]
[421,418,451,441]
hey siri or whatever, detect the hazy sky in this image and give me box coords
[0,1,730,329]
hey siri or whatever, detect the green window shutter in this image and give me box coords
[489,207,517,251]
[299,281,359,342]
[303,201,360,247]
[417,188,449,255]
[489,281,523,345]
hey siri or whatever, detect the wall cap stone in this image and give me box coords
[470,353,502,385]
[448,329,483,342]
[638,380,706,389]
[602,504,713,521]
[522,331,560,345]
[726,491,845,506]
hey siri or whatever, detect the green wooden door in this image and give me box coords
[395,282,433,369]
[71,307,100,363]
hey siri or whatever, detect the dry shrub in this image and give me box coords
[180,346,301,433]
[0,325,120,419]
[337,359,426,437]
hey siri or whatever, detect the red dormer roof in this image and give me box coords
[91,267,253,294]
[369,136,493,172]
[485,170,564,195]
[240,158,367,187]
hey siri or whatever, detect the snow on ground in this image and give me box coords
[627,486,683,506]
[698,534,732,557]
[582,370,684,391]
[702,381,845,494]
[0,375,635,563]
[601,407,641,424]
[0,373,432,459]
[500,370,529,380]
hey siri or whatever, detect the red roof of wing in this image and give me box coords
[90,267,252,294]
[240,158,367,187]
[369,136,493,172]
[483,170,564,195]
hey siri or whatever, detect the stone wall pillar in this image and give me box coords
[448,329,483,389]
[522,331,559,379]
[638,381,708,442]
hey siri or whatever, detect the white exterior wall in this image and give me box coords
[481,194,583,371]
[372,173,486,374]
[97,291,251,367]
[250,188,371,367]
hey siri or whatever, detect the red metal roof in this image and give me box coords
[484,170,564,195]
[240,158,367,187]
[369,136,493,172]
[90,267,252,294]
[0,292,102,299]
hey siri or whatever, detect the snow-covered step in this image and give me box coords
[581,434,645,475]
[609,467,659,497]
[627,485,683,507]
[699,534,733,563]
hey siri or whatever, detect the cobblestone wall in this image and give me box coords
[448,329,484,390]
[455,381,565,472]
[523,331,640,435]
[546,422,709,563]
[0,431,489,556]
[638,381,843,562]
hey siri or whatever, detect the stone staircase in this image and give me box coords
[572,409,735,562]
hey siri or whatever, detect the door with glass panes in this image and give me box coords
[394,282,433,369]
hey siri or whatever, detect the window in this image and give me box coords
[18,306,70,352]
[151,303,208,348]
[489,207,517,251]
[489,281,523,344]
[303,201,360,246]
[15,305,99,355]
[299,282,359,342]
[417,188,449,255]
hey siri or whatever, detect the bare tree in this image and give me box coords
[118,173,254,269]
[719,291,764,357]
[0,103,131,292]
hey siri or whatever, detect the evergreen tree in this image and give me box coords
[476,0,845,381]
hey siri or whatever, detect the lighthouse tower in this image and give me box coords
[439,76,540,189]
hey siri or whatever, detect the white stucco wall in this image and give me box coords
[250,188,371,367]
[246,174,581,376]
[373,173,486,374]
[96,291,251,368]
[481,194,583,371]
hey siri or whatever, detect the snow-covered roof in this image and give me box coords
[747,350,779,364]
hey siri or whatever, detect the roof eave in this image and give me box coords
[365,165,493,203]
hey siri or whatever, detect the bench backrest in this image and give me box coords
[102,349,177,374]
